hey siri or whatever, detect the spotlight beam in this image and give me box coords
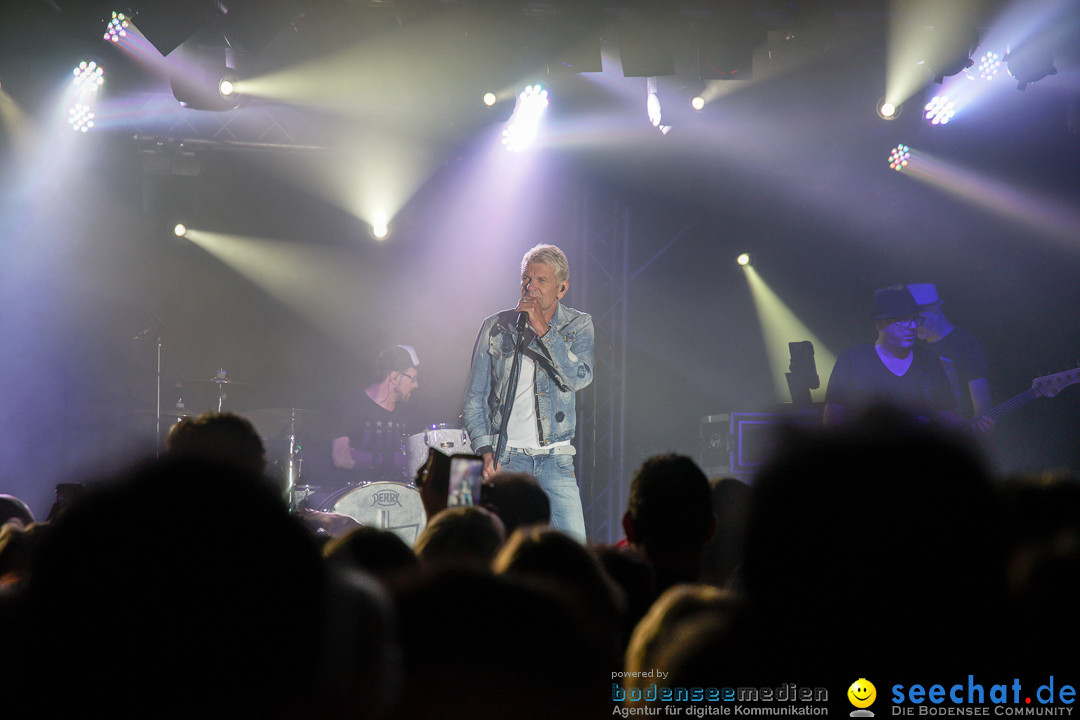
[741,264,836,403]
[182,229,387,356]
[886,0,983,112]
[895,148,1080,251]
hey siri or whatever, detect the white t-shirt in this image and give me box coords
[504,353,570,451]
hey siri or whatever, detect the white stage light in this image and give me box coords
[924,96,956,125]
[73,61,104,90]
[502,84,549,152]
[68,103,95,132]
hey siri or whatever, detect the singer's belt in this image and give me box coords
[507,445,576,456]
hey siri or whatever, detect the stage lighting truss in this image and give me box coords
[924,96,956,125]
[888,144,911,171]
[104,12,131,43]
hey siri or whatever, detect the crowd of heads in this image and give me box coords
[1,404,1077,715]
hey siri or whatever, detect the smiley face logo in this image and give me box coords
[848,679,877,709]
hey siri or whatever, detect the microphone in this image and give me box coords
[515,311,529,332]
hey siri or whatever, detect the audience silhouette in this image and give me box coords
[1,401,1074,715]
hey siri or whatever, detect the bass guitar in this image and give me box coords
[967,368,1080,427]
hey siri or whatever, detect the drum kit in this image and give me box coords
[135,316,473,543]
[160,375,470,544]
[310,423,471,545]
[137,312,474,545]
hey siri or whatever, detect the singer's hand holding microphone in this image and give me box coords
[515,295,548,337]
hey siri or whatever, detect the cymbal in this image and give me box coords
[136,406,201,418]
[244,408,320,438]
[181,377,258,387]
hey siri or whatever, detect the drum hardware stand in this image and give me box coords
[155,335,163,457]
[213,368,229,412]
[132,317,164,457]
[284,409,308,511]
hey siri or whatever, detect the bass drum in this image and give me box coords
[405,424,471,479]
[319,482,427,546]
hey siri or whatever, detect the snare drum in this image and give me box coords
[404,425,471,478]
[318,482,427,546]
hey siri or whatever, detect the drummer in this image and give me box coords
[327,344,420,485]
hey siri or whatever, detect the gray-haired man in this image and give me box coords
[462,244,593,542]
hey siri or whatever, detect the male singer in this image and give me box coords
[462,244,594,542]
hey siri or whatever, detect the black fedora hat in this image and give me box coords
[871,285,920,320]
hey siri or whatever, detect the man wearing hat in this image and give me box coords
[823,286,960,425]
[908,283,993,432]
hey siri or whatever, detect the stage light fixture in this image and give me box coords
[104,12,131,43]
[888,144,911,171]
[646,77,671,134]
[1006,43,1057,91]
[876,99,900,120]
[977,51,1002,80]
[68,104,95,133]
[482,92,498,107]
[169,45,240,111]
[924,96,956,125]
[647,88,661,126]
[218,74,238,97]
[737,253,751,267]
[174,223,188,237]
[73,61,105,90]
[691,95,705,111]
[371,218,390,240]
[502,84,549,153]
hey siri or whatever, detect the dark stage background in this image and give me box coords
[2,1,1079,529]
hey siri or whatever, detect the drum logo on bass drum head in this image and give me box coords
[370,489,404,507]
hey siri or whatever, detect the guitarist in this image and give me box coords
[908,283,994,433]
[823,286,961,426]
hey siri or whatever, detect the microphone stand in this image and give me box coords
[155,332,162,457]
[493,317,530,464]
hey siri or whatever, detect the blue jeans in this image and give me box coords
[498,448,587,543]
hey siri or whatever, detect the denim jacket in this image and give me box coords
[462,302,594,455]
